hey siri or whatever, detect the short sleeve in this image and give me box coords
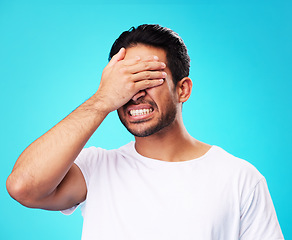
[240,178,284,239]
[61,146,102,215]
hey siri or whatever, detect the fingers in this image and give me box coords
[126,61,166,74]
[131,70,167,82]
[100,51,167,110]
[120,55,167,88]
[119,56,167,83]
[107,48,126,68]
[122,55,158,66]
[135,79,165,92]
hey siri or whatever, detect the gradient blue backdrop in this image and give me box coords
[1,0,291,239]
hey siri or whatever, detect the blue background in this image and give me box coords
[1,0,291,239]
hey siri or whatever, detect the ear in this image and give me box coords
[176,77,192,103]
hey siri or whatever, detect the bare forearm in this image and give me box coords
[7,93,109,201]
[7,48,166,208]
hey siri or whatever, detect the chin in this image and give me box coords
[124,123,159,138]
[118,103,178,138]
[124,117,176,138]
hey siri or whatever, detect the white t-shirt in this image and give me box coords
[63,142,283,240]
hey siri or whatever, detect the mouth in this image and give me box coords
[126,105,155,121]
[129,108,153,117]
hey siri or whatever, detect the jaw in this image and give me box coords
[117,106,158,137]
[118,102,178,138]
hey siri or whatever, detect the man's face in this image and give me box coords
[117,44,180,137]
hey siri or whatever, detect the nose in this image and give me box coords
[132,90,146,102]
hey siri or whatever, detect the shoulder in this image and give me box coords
[206,146,264,190]
[209,146,263,176]
[76,142,134,165]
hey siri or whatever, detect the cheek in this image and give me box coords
[145,80,178,107]
[117,108,125,118]
[145,84,167,99]
[145,86,159,95]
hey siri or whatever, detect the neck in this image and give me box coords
[134,119,211,162]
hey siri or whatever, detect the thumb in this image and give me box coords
[107,48,126,68]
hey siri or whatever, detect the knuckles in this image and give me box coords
[124,82,136,92]
[143,80,151,87]
[118,67,128,75]
[144,71,151,79]
[142,62,150,70]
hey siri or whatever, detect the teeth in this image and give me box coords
[130,108,153,116]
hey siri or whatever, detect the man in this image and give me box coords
[7,24,283,239]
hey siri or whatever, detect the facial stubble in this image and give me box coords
[118,99,177,138]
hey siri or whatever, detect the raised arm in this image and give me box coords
[6,48,166,210]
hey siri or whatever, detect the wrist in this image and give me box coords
[86,92,113,115]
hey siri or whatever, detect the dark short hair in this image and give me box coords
[109,24,190,85]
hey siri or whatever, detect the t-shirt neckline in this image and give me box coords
[128,141,216,166]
